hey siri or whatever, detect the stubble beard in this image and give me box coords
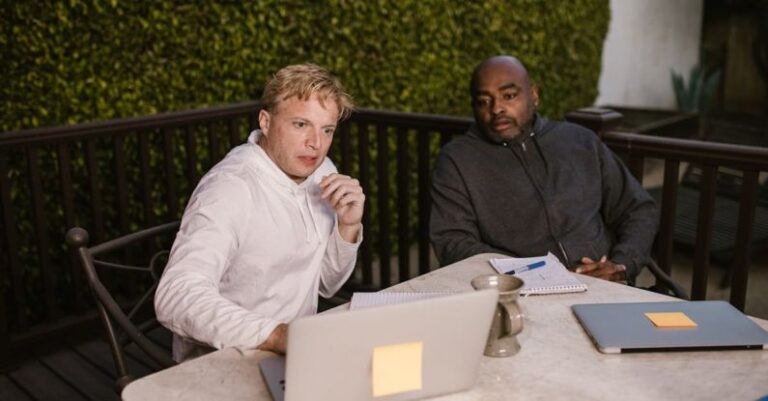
[477,102,536,143]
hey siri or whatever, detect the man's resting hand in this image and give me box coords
[575,256,627,284]
[257,323,288,354]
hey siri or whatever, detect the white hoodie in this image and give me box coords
[155,130,361,362]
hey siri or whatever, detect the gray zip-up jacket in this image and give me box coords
[429,115,658,281]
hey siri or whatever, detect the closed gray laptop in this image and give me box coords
[270,290,496,401]
[572,301,768,354]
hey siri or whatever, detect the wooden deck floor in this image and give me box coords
[0,297,344,401]
[0,328,172,401]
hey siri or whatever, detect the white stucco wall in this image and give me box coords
[595,0,703,110]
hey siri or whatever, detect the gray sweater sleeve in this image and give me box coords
[429,152,509,266]
[597,142,659,280]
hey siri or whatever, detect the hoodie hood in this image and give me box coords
[247,129,327,242]
[247,129,326,192]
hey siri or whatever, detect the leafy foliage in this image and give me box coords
[2,1,609,132]
[670,64,722,113]
[0,1,609,341]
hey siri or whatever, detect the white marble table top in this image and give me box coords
[122,253,768,401]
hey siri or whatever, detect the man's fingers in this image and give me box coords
[575,264,598,274]
[580,267,613,279]
[319,173,351,187]
[327,184,363,208]
[320,173,350,186]
[574,261,598,273]
[575,261,626,282]
[319,173,344,195]
[320,175,361,200]
[321,173,365,227]
[612,264,627,282]
[333,191,364,210]
[576,255,611,274]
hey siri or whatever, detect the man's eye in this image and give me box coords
[323,128,335,136]
[475,99,490,107]
[293,121,306,128]
[503,93,517,100]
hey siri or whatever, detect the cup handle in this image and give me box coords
[501,301,524,336]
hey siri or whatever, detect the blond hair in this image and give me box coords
[261,63,354,120]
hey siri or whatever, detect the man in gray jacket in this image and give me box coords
[429,55,658,284]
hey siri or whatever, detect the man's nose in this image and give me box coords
[306,129,321,150]
[491,98,504,115]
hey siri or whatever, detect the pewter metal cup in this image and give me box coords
[471,274,525,357]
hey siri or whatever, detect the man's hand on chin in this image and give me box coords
[320,173,365,242]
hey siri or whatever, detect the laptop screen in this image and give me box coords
[270,290,497,401]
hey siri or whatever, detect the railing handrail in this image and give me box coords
[603,130,768,169]
[0,102,474,147]
[2,104,767,369]
[351,109,473,130]
[0,101,262,146]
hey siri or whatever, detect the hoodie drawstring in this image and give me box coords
[305,191,320,243]
[294,188,320,243]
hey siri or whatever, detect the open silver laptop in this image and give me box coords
[572,301,768,353]
[259,290,497,401]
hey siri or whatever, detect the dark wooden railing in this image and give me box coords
[0,102,263,368]
[599,131,767,306]
[0,101,468,367]
[1,103,766,369]
[567,108,768,309]
[334,110,467,290]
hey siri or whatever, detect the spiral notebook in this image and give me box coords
[489,252,587,295]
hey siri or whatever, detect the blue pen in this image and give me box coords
[505,260,546,275]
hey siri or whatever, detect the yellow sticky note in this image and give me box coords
[645,312,698,328]
[372,342,423,398]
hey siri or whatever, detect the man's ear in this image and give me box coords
[258,109,271,135]
[531,85,541,108]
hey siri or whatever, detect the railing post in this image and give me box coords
[1,152,24,368]
[565,107,624,136]
[730,170,760,311]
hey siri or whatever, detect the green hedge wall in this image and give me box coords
[0,1,609,344]
[1,1,609,132]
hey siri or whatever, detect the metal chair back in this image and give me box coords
[66,222,179,390]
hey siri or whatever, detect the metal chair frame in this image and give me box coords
[643,258,688,299]
[66,221,179,390]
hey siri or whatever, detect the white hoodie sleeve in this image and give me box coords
[154,175,280,351]
[318,220,362,298]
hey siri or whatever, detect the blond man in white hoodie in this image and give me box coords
[156,64,364,362]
